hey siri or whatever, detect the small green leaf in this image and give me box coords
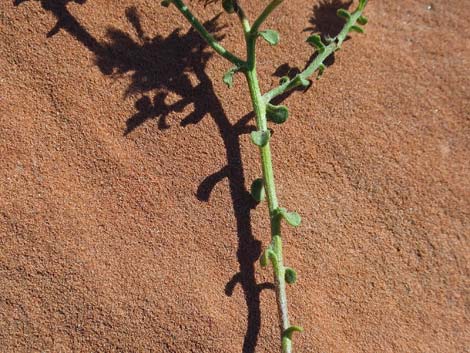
[250,178,265,202]
[160,0,171,6]
[283,326,304,340]
[299,77,310,87]
[266,104,289,124]
[317,63,326,80]
[291,74,310,89]
[306,34,325,52]
[358,0,368,10]
[336,8,351,20]
[223,66,239,88]
[260,251,269,267]
[285,267,297,284]
[349,25,364,34]
[222,0,236,13]
[259,251,269,267]
[250,130,270,147]
[279,208,301,227]
[357,15,368,25]
[259,30,280,45]
[280,76,290,85]
[260,248,277,268]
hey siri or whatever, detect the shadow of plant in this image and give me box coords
[98,9,226,134]
[13,1,272,352]
[98,12,275,352]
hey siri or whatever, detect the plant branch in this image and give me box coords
[245,68,296,353]
[165,0,245,66]
[251,0,284,36]
[235,2,251,35]
[263,0,368,102]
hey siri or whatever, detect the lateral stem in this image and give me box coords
[251,0,284,36]
[263,0,368,102]
[170,0,245,66]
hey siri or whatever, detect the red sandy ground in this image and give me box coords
[1,1,469,352]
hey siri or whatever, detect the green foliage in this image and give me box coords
[282,326,304,351]
[161,1,369,352]
[259,29,280,45]
[250,130,271,147]
[337,8,351,20]
[283,326,304,340]
[260,247,277,268]
[306,34,325,52]
[266,104,289,124]
[223,66,240,88]
[358,15,368,25]
[350,25,364,34]
[285,267,297,284]
[278,207,302,227]
[317,63,326,80]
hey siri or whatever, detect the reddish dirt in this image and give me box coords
[1,1,469,352]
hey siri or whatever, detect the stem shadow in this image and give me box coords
[13,1,272,352]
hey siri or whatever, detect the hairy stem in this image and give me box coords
[244,13,294,348]
[245,66,293,353]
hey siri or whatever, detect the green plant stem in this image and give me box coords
[235,3,251,35]
[244,10,293,346]
[245,65,294,353]
[251,0,284,36]
[170,0,245,66]
[263,0,368,102]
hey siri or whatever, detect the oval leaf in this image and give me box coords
[317,63,326,80]
[266,104,289,124]
[250,130,270,147]
[250,178,265,202]
[280,208,301,227]
[260,250,269,267]
[259,30,280,45]
[285,267,297,284]
[299,77,310,88]
[357,15,368,25]
[306,34,325,52]
[336,8,351,20]
[349,25,364,34]
[279,76,290,85]
[223,67,238,88]
[223,72,233,88]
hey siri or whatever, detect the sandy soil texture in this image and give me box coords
[1,0,469,352]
